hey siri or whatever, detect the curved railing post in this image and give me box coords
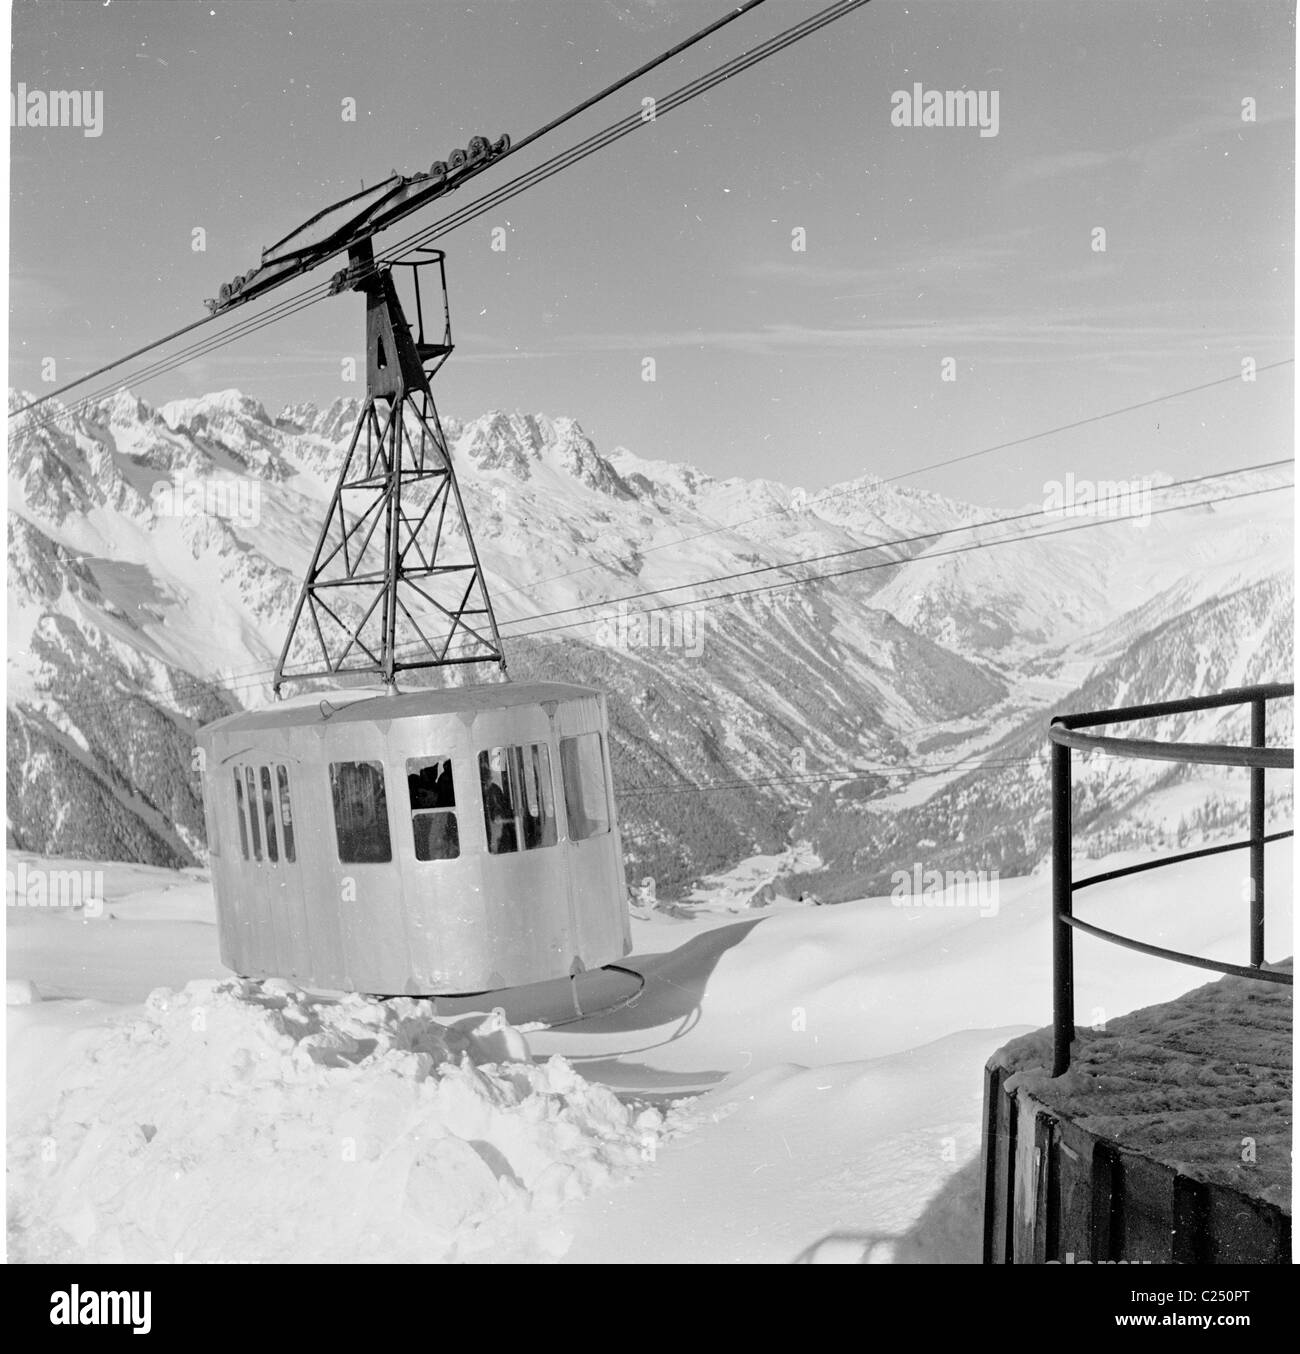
[1250,697,1266,969]
[1051,733,1074,1076]
[1046,684,1293,1077]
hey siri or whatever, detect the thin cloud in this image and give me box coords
[739,230,1037,290]
[1004,101,1294,189]
[554,314,1292,362]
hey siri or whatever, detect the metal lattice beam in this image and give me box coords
[273,252,505,693]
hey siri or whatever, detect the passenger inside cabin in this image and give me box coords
[330,760,393,863]
[407,756,460,861]
[481,752,518,854]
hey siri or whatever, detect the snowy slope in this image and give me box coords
[7,842,1291,1263]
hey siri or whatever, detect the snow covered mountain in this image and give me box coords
[6,388,1292,895]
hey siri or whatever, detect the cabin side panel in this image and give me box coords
[553,694,631,966]
[316,723,414,992]
[285,733,350,989]
[383,714,494,992]
[454,703,578,987]
[203,735,281,980]
[198,733,245,976]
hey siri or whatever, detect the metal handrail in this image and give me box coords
[1048,682,1294,1075]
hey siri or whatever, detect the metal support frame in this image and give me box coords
[273,249,505,694]
[1051,740,1074,1078]
[1250,696,1266,968]
[1048,683,1293,1076]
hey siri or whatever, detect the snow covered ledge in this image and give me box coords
[980,963,1292,1264]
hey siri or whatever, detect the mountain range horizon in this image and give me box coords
[6,384,1292,900]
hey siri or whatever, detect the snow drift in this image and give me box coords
[7,979,679,1264]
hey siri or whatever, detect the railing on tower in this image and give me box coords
[1048,682,1294,1076]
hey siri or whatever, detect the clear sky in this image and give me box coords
[8,0,1295,505]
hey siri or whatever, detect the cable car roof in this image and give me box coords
[200,680,605,737]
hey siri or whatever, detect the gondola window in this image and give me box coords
[407,756,460,861]
[479,744,558,854]
[233,767,250,860]
[559,732,611,840]
[329,760,393,863]
[260,766,279,863]
[276,765,296,863]
[245,765,263,860]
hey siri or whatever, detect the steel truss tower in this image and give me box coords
[273,244,505,695]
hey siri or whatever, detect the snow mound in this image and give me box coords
[8,979,679,1263]
[7,978,42,1005]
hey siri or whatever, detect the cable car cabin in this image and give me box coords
[196,681,631,996]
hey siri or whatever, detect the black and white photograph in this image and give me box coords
[3,0,1295,1293]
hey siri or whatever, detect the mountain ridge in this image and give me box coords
[7,388,1291,896]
